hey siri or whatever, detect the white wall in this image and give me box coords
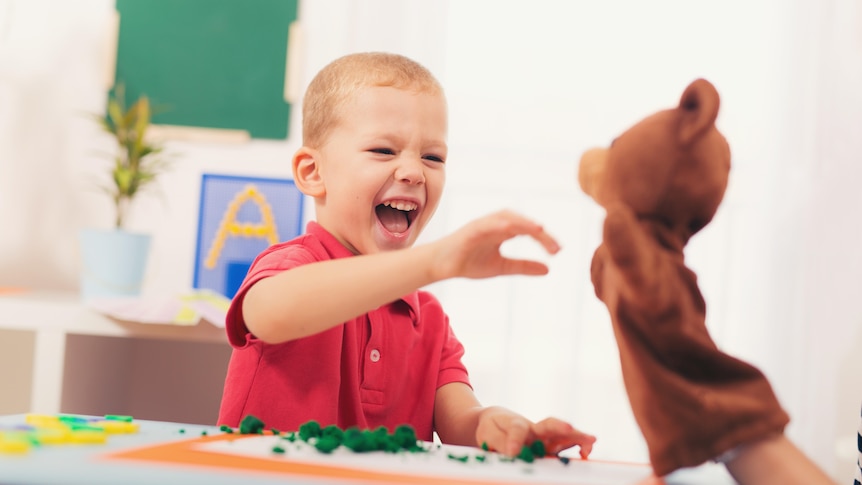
[1,0,860,481]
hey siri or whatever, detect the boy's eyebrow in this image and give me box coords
[362,133,447,150]
[360,134,401,147]
[424,143,448,155]
[354,120,446,145]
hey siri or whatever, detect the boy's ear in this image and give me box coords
[292,146,325,197]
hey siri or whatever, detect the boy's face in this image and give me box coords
[314,86,448,254]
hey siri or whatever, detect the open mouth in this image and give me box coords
[375,200,418,234]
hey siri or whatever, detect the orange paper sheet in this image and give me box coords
[103,433,661,485]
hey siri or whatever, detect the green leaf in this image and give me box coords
[95,83,172,228]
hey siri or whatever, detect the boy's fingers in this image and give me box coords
[476,415,516,455]
[576,436,595,458]
[478,414,531,457]
[503,417,531,457]
[530,228,561,254]
[547,436,595,457]
[487,210,560,254]
[503,259,550,276]
[514,222,560,255]
[532,418,597,457]
[532,417,573,434]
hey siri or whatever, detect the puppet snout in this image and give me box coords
[578,147,609,201]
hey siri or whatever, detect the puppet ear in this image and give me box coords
[677,78,720,146]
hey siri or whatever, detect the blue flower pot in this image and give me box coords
[78,228,152,301]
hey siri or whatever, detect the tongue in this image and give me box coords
[376,205,409,233]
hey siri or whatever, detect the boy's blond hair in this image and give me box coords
[301,52,444,147]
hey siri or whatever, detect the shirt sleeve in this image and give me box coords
[225,239,318,347]
[436,316,472,390]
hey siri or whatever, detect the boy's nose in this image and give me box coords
[395,157,425,184]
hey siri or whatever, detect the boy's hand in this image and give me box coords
[432,210,560,281]
[475,406,596,459]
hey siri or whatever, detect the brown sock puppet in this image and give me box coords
[578,79,789,477]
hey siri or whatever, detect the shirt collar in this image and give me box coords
[306,221,354,259]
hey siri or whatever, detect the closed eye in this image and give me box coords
[423,154,445,163]
[370,148,395,155]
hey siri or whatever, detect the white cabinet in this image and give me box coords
[0,292,231,425]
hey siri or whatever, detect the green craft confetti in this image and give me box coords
[447,453,470,463]
[314,435,341,454]
[57,415,87,424]
[104,415,134,422]
[68,424,103,432]
[529,440,545,458]
[342,427,371,452]
[370,426,389,447]
[370,427,400,454]
[1,414,144,454]
[393,425,421,451]
[229,417,427,456]
[517,445,535,463]
[239,415,266,435]
[321,425,344,443]
[298,421,322,441]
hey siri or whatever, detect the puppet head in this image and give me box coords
[578,79,731,245]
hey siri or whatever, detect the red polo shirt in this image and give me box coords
[217,222,471,440]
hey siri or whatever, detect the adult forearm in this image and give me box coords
[724,435,834,485]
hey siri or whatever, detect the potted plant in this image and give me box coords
[78,85,170,301]
[99,84,169,229]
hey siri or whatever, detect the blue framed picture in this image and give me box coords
[193,174,305,299]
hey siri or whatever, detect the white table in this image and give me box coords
[0,291,230,424]
[0,412,735,485]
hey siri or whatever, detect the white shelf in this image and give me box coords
[0,291,227,342]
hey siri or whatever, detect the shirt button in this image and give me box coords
[370,349,381,362]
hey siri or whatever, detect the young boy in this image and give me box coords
[217,52,596,459]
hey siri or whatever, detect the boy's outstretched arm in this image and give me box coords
[433,382,596,458]
[244,210,560,343]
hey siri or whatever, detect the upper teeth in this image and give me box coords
[384,200,417,211]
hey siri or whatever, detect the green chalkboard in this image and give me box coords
[114,0,299,140]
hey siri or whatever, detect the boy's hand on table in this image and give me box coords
[531,416,596,457]
[430,210,560,281]
[475,406,596,459]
